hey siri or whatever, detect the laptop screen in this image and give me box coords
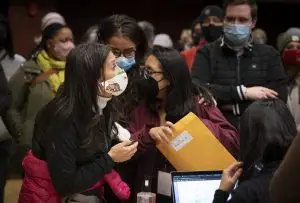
[172,172,222,203]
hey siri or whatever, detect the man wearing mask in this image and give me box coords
[182,5,224,70]
[191,0,287,129]
[278,28,300,132]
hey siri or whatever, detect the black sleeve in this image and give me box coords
[264,46,288,102]
[0,64,11,116]
[44,122,115,197]
[191,46,244,104]
[213,186,255,203]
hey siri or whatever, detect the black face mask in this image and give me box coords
[137,76,159,99]
[201,25,223,42]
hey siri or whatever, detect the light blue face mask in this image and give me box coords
[116,56,136,72]
[223,24,251,46]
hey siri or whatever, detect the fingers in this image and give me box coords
[158,129,170,144]
[119,140,133,147]
[225,162,243,174]
[262,88,278,98]
[125,141,138,152]
[165,121,174,129]
[232,168,243,182]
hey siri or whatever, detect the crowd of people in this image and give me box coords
[1,0,300,202]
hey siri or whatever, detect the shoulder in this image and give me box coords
[22,60,42,74]
[13,54,26,63]
[253,44,279,57]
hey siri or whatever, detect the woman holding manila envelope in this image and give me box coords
[129,47,240,202]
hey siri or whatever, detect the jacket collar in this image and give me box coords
[219,36,253,56]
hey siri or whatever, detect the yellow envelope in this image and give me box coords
[157,112,236,171]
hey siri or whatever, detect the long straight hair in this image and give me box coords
[240,99,297,181]
[34,44,117,150]
[146,47,214,123]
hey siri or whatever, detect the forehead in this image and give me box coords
[54,27,73,39]
[225,4,251,18]
[287,41,300,47]
[145,55,161,71]
[108,36,135,50]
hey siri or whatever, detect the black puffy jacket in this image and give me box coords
[191,39,288,127]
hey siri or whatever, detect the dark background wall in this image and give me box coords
[3,0,300,57]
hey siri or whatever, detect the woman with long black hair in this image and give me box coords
[96,15,149,202]
[213,99,297,203]
[18,44,138,202]
[130,47,239,203]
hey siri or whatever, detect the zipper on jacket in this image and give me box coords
[235,53,242,131]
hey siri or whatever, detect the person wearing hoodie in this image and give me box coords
[182,5,224,70]
[277,28,300,132]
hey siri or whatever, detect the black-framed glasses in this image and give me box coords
[110,46,136,58]
[141,66,164,79]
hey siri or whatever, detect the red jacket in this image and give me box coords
[181,39,207,70]
[18,151,104,203]
[129,100,240,194]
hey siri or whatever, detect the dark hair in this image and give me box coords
[223,0,258,20]
[138,21,155,45]
[0,13,14,59]
[240,99,297,181]
[146,47,214,123]
[34,44,117,150]
[97,14,148,65]
[81,25,99,43]
[31,23,68,59]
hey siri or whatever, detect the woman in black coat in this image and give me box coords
[213,99,297,203]
[19,44,138,202]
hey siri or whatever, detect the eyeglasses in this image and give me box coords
[110,46,136,58]
[140,66,164,79]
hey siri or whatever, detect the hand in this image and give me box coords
[245,86,278,100]
[149,122,174,145]
[219,162,243,192]
[108,141,138,163]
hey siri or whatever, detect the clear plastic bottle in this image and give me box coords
[137,177,156,203]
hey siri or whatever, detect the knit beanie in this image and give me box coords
[198,5,224,25]
[41,12,66,31]
[34,12,66,45]
[153,34,173,48]
[277,28,300,54]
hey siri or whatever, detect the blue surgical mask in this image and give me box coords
[116,56,136,72]
[223,24,250,46]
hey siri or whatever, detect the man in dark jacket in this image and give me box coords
[191,0,288,128]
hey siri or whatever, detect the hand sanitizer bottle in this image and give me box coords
[137,177,156,203]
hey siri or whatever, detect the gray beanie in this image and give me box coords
[277,28,300,54]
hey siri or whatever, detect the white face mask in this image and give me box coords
[101,69,128,96]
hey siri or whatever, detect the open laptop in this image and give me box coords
[171,171,223,203]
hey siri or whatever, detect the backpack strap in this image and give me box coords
[30,69,58,86]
